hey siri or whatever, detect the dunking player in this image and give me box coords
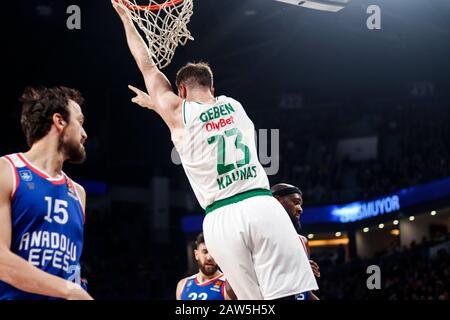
[0,87,92,300]
[176,233,236,300]
[113,2,318,299]
[271,183,320,300]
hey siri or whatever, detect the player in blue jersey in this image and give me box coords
[176,233,236,300]
[0,86,92,300]
[271,183,320,300]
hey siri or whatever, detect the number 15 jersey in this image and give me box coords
[0,153,85,300]
[172,96,270,210]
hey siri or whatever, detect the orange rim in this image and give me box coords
[116,0,184,11]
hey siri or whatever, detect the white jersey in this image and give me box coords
[172,95,270,209]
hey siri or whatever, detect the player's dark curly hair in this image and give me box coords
[20,86,84,146]
[195,232,205,249]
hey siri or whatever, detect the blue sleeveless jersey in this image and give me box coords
[180,273,226,300]
[0,153,85,300]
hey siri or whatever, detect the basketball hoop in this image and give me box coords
[116,0,194,69]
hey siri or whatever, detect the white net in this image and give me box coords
[118,0,194,69]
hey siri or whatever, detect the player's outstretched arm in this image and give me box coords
[0,160,93,300]
[128,85,156,111]
[111,1,153,73]
[112,1,182,131]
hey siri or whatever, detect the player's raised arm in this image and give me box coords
[0,160,92,300]
[112,1,153,72]
[112,1,182,131]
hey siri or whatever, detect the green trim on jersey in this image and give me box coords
[205,188,272,215]
[182,100,187,125]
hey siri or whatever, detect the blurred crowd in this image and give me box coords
[315,233,450,300]
[260,98,450,204]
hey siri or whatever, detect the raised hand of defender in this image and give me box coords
[128,85,155,110]
[309,260,320,278]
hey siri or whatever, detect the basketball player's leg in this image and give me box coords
[203,209,264,300]
[242,196,318,300]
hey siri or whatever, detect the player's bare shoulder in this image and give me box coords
[72,181,87,211]
[0,157,15,199]
[176,277,189,300]
[168,97,185,131]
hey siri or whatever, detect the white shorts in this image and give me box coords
[203,194,318,300]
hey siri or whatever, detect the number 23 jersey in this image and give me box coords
[180,273,226,300]
[172,96,270,209]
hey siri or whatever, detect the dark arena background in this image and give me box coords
[2,0,450,302]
